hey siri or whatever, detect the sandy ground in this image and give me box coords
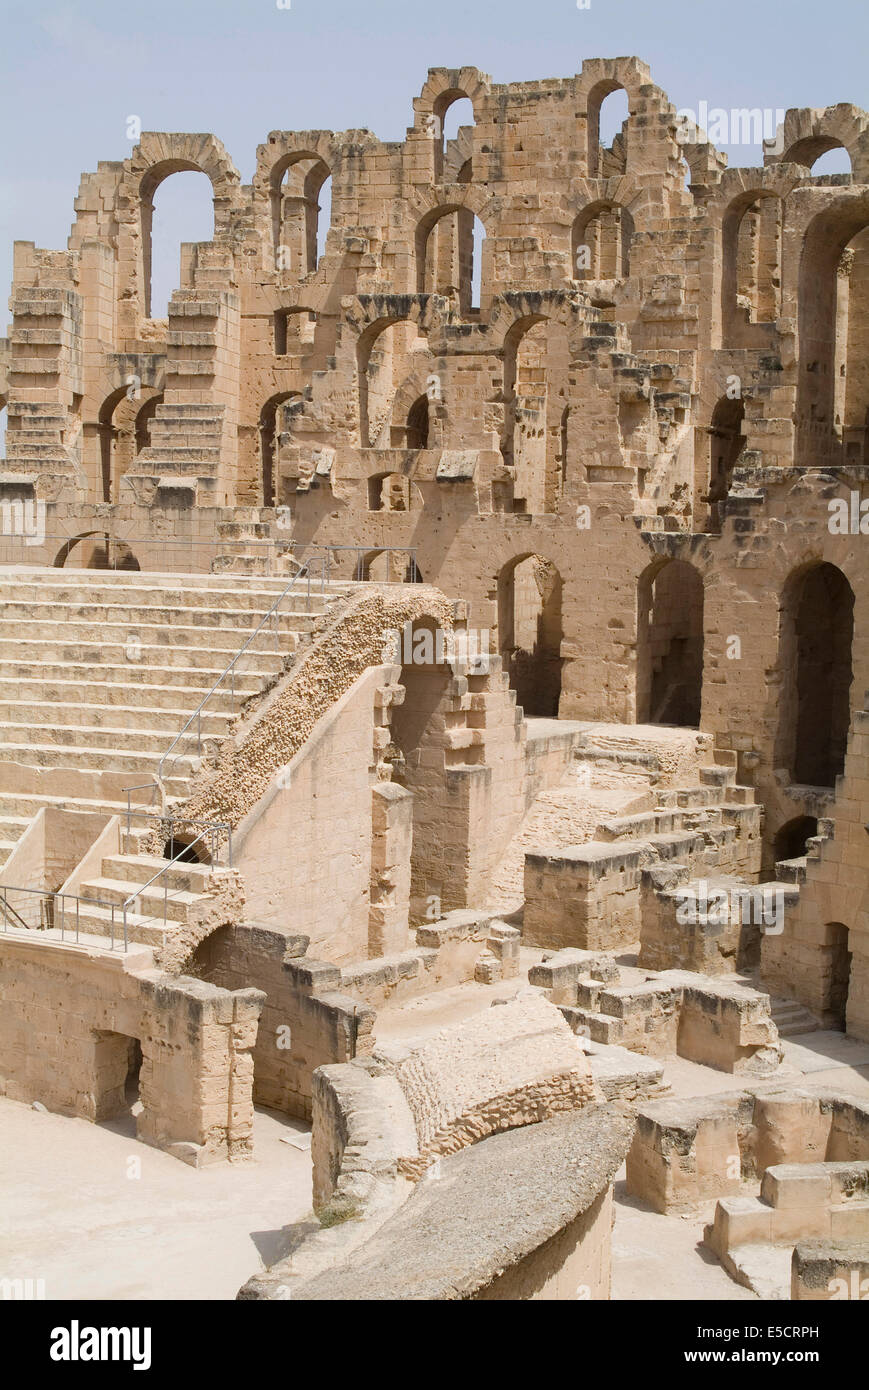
[0,1101,314,1300]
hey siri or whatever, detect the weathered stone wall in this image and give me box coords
[189,922,374,1121]
[0,934,263,1165]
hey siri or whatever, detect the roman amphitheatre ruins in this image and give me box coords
[0,57,867,1303]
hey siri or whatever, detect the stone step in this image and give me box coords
[769,997,819,1036]
[0,634,291,666]
[700,765,736,788]
[59,901,169,947]
[0,791,141,819]
[79,875,202,923]
[0,740,197,777]
[0,579,335,613]
[0,701,233,734]
[0,566,354,596]
[0,720,214,755]
[774,856,808,885]
[0,601,320,632]
[99,853,213,893]
[0,674,261,709]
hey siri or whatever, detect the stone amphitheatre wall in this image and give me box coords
[0,58,867,1016]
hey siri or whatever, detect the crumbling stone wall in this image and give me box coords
[0,934,263,1165]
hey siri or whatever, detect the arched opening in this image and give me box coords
[783,137,852,177]
[416,208,485,315]
[559,405,570,493]
[274,307,317,356]
[501,317,569,514]
[722,192,783,343]
[260,391,299,508]
[497,555,563,717]
[92,386,163,500]
[315,175,332,268]
[774,815,818,863]
[141,168,214,319]
[53,533,140,571]
[588,84,629,177]
[163,833,209,864]
[271,154,331,276]
[637,560,704,726]
[391,617,456,921]
[357,318,426,448]
[92,1031,143,1130]
[705,394,746,529]
[134,393,162,458]
[368,472,411,512]
[777,563,854,787]
[572,202,633,280]
[0,401,7,460]
[404,393,429,449]
[432,91,475,181]
[797,203,869,466]
[825,923,852,1031]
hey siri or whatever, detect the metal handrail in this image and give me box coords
[121,797,233,866]
[0,885,128,951]
[0,890,30,932]
[122,827,220,929]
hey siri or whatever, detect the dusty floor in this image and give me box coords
[0,1100,314,1300]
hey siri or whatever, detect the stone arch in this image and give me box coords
[268,150,332,274]
[571,199,634,280]
[355,549,419,583]
[91,384,163,503]
[636,558,705,727]
[124,134,239,318]
[414,200,489,313]
[500,313,570,514]
[273,305,318,355]
[497,553,563,717]
[773,815,818,863]
[389,363,438,448]
[775,561,855,788]
[413,67,491,132]
[367,471,414,512]
[53,533,140,571]
[704,393,746,530]
[355,312,432,448]
[769,105,869,181]
[260,391,300,507]
[721,188,784,341]
[796,193,869,465]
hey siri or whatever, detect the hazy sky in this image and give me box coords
[0,0,866,334]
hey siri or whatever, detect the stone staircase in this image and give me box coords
[0,567,354,872]
[71,822,230,949]
[768,995,820,1038]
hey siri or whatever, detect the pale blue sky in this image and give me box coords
[0,0,866,334]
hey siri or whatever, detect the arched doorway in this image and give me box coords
[773,815,818,863]
[497,555,563,717]
[53,533,140,571]
[825,923,852,1031]
[260,392,299,507]
[390,618,454,922]
[705,394,746,529]
[777,563,854,786]
[141,168,215,319]
[637,560,704,726]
